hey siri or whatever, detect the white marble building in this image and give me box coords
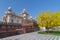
[2,7,31,24]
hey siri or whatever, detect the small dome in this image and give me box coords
[8,6,12,11]
[8,6,12,9]
[29,16,33,20]
[21,9,28,15]
[30,16,32,18]
[22,9,26,13]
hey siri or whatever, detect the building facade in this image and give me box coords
[0,7,39,38]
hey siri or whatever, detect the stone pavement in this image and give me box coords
[0,32,60,40]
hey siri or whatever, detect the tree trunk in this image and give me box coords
[45,27,49,33]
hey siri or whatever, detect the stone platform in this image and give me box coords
[0,31,60,40]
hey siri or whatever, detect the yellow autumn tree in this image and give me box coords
[37,11,60,32]
[52,12,60,27]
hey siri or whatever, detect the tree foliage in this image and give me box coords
[37,11,60,30]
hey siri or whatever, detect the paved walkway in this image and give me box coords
[0,31,60,40]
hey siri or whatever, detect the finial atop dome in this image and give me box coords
[8,6,12,11]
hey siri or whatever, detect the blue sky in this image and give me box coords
[0,0,60,21]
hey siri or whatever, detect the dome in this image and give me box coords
[8,6,12,11]
[22,9,28,15]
